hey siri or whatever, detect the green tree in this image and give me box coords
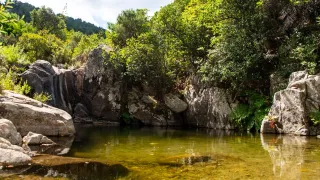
[31,6,66,39]
[107,9,149,48]
[119,32,169,91]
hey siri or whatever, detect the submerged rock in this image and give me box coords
[0,119,22,145]
[0,91,76,136]
[158,155,211,166]
[0,138,32,166]
[261,71,320,135]
[23,132,55,145]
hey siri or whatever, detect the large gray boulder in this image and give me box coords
[0,138,32,166]
[0,91,75,136]
[0,119,22,145]
[184,77,236,129]
[164,94,188,113]
[261,71,320,135]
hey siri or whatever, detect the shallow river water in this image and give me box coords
[4,125,320,179]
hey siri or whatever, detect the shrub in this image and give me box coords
[0,45,29,66]
[231,92,270,132]
[0,69,31,95]
[310,111,320,126]
[33,92,52,103]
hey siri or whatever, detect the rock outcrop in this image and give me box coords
[21,45,122,124]
[261,71,320,135]
[127,89,179,126]
[21,60,79,114]
[73,103,91,123]
[0,137,32,166]
[164,94,188,113]
[81,45,122,123]
[184,77,236,129]
[0,119,22,145]
[0,90,75,136]
[22,132,55,145]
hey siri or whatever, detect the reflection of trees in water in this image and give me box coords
[261,135,307,179]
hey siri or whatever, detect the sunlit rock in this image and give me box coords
[22,132,55,145]
[0,119,22,145]
[0,138,31,167]
[0,91,75,136]
[261,71,320,135]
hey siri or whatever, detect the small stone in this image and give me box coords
[317,135,320,139]
[164,93,188,113]
[23,132,55,145]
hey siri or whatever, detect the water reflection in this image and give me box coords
[28,136,75,155]
[261,135,307,179]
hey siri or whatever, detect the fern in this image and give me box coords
[231,91,270,131]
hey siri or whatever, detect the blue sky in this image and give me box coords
[20,0,173,28]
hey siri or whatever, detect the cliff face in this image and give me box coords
[184,77,236,129]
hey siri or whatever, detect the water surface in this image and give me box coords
[67,125,320,180]
[3,125,320,179]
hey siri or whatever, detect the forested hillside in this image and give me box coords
[9,0,104,35]
[1,0,320,131]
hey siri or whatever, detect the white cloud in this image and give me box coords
[19,0,172,28]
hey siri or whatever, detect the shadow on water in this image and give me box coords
[1,157,129,180]
[22,162,129,180]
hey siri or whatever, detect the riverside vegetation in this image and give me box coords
[1,0,320,130]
